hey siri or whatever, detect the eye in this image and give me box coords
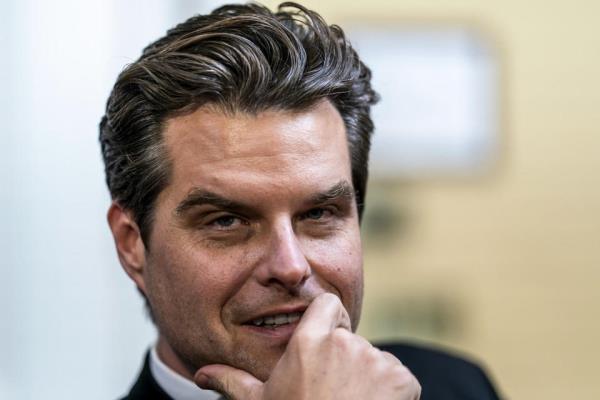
[302,207,332,220]
[207,214,246,229]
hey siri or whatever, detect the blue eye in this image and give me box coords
[213,216,238,227]
[207,215,247,230]
[305,208,326,220]
[201,213,251,239]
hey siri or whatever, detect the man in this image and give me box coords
[100,2,501,399]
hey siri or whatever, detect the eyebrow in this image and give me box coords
[174,180,356,216]
[309,180,356,205]
[174,190,253,216]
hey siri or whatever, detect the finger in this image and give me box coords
[194,364,263,400]
[295,293,351,337]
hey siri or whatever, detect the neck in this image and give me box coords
[156,335,195,380]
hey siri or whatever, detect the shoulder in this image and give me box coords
[376,341,502,400]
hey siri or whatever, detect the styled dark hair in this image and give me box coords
[99,2,378,243]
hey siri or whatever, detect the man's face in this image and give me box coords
[142,100,363,380]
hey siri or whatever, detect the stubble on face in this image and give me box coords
[141,100,364,381]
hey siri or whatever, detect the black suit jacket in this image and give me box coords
[377,342,501,400]
[121,342,501,399]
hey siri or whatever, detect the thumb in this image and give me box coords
[194,364,263,400]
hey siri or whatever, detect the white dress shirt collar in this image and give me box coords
[149,345,221,400]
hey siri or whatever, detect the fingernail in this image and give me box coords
[195,372,211,389]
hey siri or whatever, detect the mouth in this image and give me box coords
[248,311,302,328]
[240,305,307,338]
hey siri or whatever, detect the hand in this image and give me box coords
[194,293,421,399]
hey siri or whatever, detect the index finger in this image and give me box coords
[294,293,352,337]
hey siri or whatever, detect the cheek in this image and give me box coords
[145,242,225,320]
[303,231,364,311]
[307,227,362,272]
[147,236,258,316]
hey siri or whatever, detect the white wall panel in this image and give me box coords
[0,1,192,398]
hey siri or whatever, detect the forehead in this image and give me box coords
[160,101,352,203]
[165,102,345,158]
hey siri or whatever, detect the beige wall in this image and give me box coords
[262,1,600,398]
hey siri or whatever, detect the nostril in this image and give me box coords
[265,268,310,290]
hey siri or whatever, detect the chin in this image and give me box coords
[236,348,283,382]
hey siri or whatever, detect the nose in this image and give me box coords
[255,220,311,290]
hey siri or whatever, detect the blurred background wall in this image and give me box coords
[1,0,598,399]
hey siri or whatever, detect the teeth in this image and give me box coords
[288,313,301,323]
[250,312,302,327]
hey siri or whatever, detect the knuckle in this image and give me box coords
[391,365,418,389]
[380,350,403,366]
[415,380,422,397]
[367,346,382,362]
[329,327,353,347]
[289,329,324,358]
[291,328,319,347]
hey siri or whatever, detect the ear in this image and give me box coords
[107,202,148,295]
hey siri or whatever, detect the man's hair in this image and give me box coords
[99,2,378,243]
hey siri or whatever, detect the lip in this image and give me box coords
[237,304,307,344]
[239,303,309,325]
[241,318,301,342]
